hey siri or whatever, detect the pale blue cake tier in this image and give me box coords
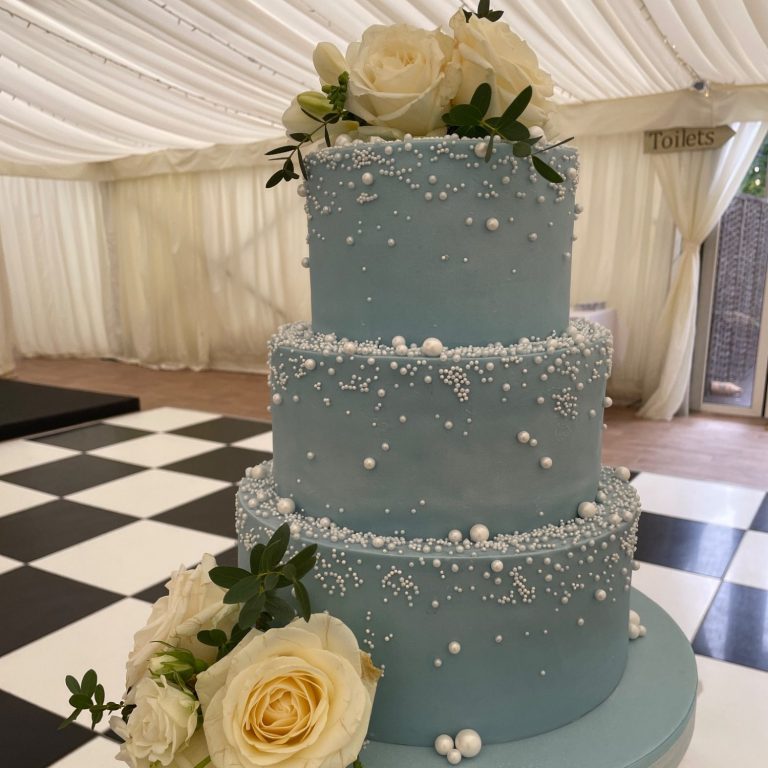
[237,463,640,747]
[303,138,578,347]
[268,318,612,538]
[358,590,697,768]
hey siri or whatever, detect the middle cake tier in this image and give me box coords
[269,318,613,538]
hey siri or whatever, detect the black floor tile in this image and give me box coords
[153,487,236,537]
[0,690,96,765]
[0,566,121,655]
[163,447,271,483]
[215,546,239,567]
[693,581,768,672]
[0,454,142,496]
[635,512,744,578]
[34,423,150,451]
[0,500,134,562]
[170,416,271,444]
[750,493,768,532]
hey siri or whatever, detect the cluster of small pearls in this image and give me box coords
[629,609,647,640]
[435,730,483,763]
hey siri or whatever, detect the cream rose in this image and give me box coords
[328,24,460,136]
[196,614,381,768]
[111,676,201,768]
[125,554,237,692]
[449,10,554,128]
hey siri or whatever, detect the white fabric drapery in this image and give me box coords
[0,236,14,375]
[638,121,768,420]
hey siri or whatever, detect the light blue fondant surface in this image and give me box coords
[303,139,578,346]
[237,463,640,747]
[356,590,697,767]
[269,319,611,537]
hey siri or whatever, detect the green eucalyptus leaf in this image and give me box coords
[58,710,81,730]
[262,523,291,571]
[532,155,565,183]
[266,169,286,189]
[81,670,97,697]
[323,124,331,147]
[299,107,323,123]
[197,628,228,647]
[470,83,492,117]
[91,709,104,728]
[489,10,504,21]
[500,85,532,123]
[293,580,311,621]
[210,566,251,589]
[513,142,532,157]
[263,572,280,591]
[496,119,530,142]
[249,544,265,574]
[65,675,80,695]
[462,9,472,21]
[283,158,295,174]
[265,145,296,156]
[285,544,317,580]
[239,592,267,629]
[69,693,92,710]
[442,103,483,127]
[484,134,494,162]
[265,595,296,627]
[289,133,311,142]
[223,574,263,605]
[95,684,105,707]
[297,149,308,180]
[478,0,490,15]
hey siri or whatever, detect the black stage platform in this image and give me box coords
[0,380,139,440]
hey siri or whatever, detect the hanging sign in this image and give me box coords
[643,125,735,154]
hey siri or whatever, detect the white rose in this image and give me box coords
[125,554,237,692]
[449,10,554,128]
[196,614,381,768]
[340,24,461,136]
[111,677,201,768]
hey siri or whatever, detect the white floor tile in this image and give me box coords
[0,440,78,475]
[103,407,220,432]
[88,432,223,468]
[0,553,21,575]
[31,519,233,594]
[0,479,56,517]
[724,530,768,590]
[232,431,273,453]
[65,469,229,518]
[631,562,720,641]
[0,598,151,728]
[631,472,764,528]
[50,736,120,767]
[678,656,768,768]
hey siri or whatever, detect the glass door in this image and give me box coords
[692,138,768,417]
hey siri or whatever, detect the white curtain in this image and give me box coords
[0,167,309,373]
[571,131,677,403]
[0,236,15,375]
[638,121,768,420]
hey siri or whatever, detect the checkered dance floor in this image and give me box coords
[1,407,766,766]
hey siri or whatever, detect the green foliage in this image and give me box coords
[741,137,767,197]
[443,84,570,182]
[208,523,318,641]
[59,669,131,731]
[463,0,504,22]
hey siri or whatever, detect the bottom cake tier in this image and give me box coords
[237,463,642,747]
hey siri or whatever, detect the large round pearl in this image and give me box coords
[577,501,597,519]
[363,457,377,470]
[434,734,454,756]
[469,523,490,543]
[517,430,530,444]
[422,337,444,357]
[276,497,295,515]
[448,529,463,543]
[447,748,463,765]
[539,456,553,469]
[391,335,406,348]
[455,729,482,758]
[448,640,461,655]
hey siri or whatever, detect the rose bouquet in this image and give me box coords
[61,525,381,768]
[267,1,570,188]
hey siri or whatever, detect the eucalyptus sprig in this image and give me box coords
[266,72,353,188]
[463,0,504,22]
[442,83,572,182]
[206,523,318,645]
[59,668,133,730]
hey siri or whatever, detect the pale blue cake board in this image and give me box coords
[359,590,697,768]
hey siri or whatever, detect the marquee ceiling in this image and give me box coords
[0,0,766,167]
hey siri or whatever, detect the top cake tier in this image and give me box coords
[303,138,578,347]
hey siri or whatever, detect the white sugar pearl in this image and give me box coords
[485,217,500,231]
[345,236,354,245]
[297,183,307,197]
[629,622,640,640]
[491,559,503,573]
[629,609,641,626]
[455,729,482,758]
[387,238,396,247]
[639,625,647,637]
[614,466,631,481]
[539,456,553,469]
[604,396,613,407]
[276,497,295,515]
[391,335,406,348]
[303,359,316,370]
[363,457,377,470]
[272,393,282,405]
[448,641,461,655]
[474,141,487,158]
[567,166,578,179]
[528,232,538,242]
[362,172,374,185]
[470,523,490,543]
[372,536,385,548]
[517,430,530,444]
[447,748,462,765]
[595,589,607,602]
[300,257,310,268]
[342,341,357,355]
[578,501,597,519]
[422,337,444,357]
[448,529,463,543]
[434,734,454,756]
